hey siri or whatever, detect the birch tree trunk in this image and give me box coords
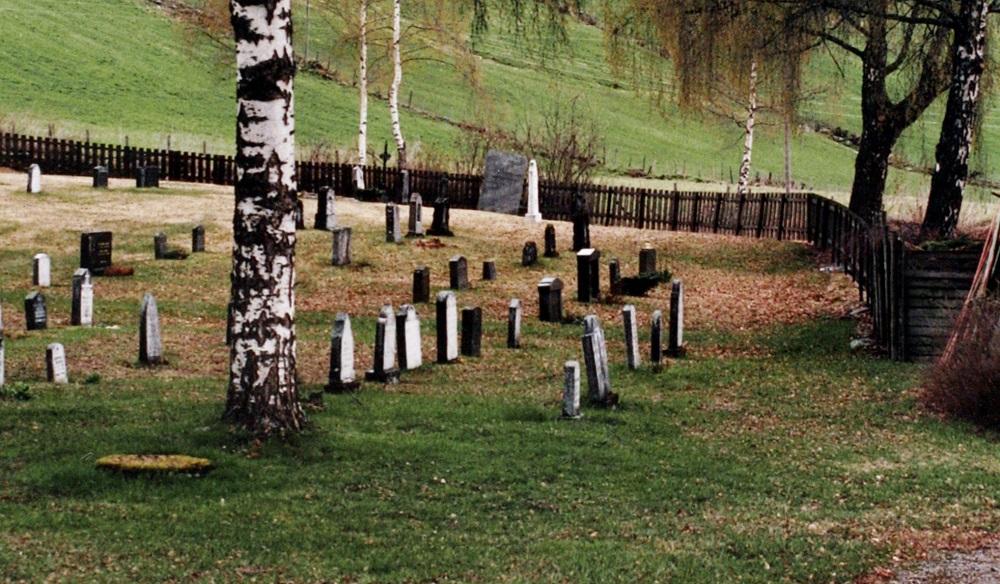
[784,113,793,195]
[389,0,407,168]
[736,59,758,196]
[357,0,369,174]
[225,0,305,436]
[921,0,990,240]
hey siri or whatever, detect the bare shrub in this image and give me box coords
[922,298,1000,428]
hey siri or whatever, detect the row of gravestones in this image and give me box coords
[23,164,161,194]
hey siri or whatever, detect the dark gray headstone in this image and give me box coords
[295,199,305,230]
[562,361,581,419]
[192,225,206,253]
[407,193,424,237]
[145,166,160,188]
[327,313,359,392]
[315,187,336,231]
[544,224,559,258]
[332,227,352,266]
[582,315,615,406]
[537,277,563,323]
[413,267,431,303]
[639,246,657,276]
[365,316,400,384]
[576,248,601,303]
[650,309,664,366]
[479,150,529,215]
[449,256,469,290]
[135,166,146,188]
[24,292,47,331]
[139,293,163,365]
[572,190,591,252]
[622,304,640,370]
[153,233,167,260]
[522,242,538,267]
[507,299,522,349]
[482,261,497,281]
[386,204,402,244]
[80,232,113,275]
[461,307,482,358]
[609,258,622,295]
[92,166,109,189]
[428,178,453,236]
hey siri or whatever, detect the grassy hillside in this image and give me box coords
[0,0,996,202]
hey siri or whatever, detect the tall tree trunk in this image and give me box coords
[357,0,368,173]
[784,112,792,195]
[736,59,758,196]
[389,0,407,168]
[225,0,305,436]
[921,0,990,240]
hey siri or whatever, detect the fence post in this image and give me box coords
[637,190,647,230]
[777,194,788,241]
[754,192,767,239]
[670,188,680,231]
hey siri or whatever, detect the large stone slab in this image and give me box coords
[478,150,528,215]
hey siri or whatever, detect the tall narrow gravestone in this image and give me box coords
[153,233,168,259]
[332,227,352,266]
[537,277,564,323]
[27,164,41,193]
[71,268,94,327]
[353,165,365,191]
[139,293,163,365]
[639,245,657,276]
[525,159,542,223]
[449,256,469,290]
[295,199,305,230]
[428,177,453,237]
[32,253,51,287]
[622,304,640,370]
[135,166,147,189]
[398,169,411,204]
[478,150,529,215]
[396,305,422,370]
[365,317,401,384]
[412,267,431,303]
[0,306,5,388]
[668,280,686,358]
[436,291,459,364]
[192,225,206,253]
[650,309,664,366]
[576,249,601,303]
[46,343,68,384]
[24,292,47,331]
[328,313,359,392]
[407,194,425,237]
[461,307,482,358]
[562,361,582,419]
[93,166,109,189]
[315,187,336,230]
[386,204,402,243]
[609,258,623,295]
[571,190,591,252]
[145,166,160,188]
[522,242,538,267]
[80,232,113,275]
[481,261,497,281]
[507,299,522,348]
[582,315,615,406]
[544,224,559,258]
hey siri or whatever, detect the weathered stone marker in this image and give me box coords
[24,292,47,331]
[461,307,482,357]
[71,268,94,327]
[386,204,403,243]
[353,165,365,191]
[192,225,206,253]
[0,306,5,387]
[525,159,542,223]
[366,316,401,383]
[32,253,51,287]
[153,233,168,260]
[622,304,640,370]
[482,261,497,281]
[407,193,425,237]
[609,258,622,296]
[147,166,161,188]
[449,256,469,290]
[295,199,305,230]
[315,186,336,230]
[668,280,686,358]
[576,248,601,303]
[582,315,615,406]
[562,361,582,419]
[80,232,113,275]
[46,343,68,384]
[135,166,147,188]
[428,178,453,237]
[436,291,459,364]
[412,267,431,303]
[522,242,539,267]
[396,305,422,371]
[479,149,529,215]
[537,277,564,323]
[650,309,664,366]
[331,227,352,266]
[544,224,559,258]
[639,244,657,276]
[507,299,522,348]
[93,166,109,189]
[571,189,591,252]
[27,164,41,193]
[139,293,163,365]
[327,313,359,392]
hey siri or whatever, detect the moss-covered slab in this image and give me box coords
[96,454,213,476]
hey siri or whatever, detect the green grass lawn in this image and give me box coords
[1,175,999,582]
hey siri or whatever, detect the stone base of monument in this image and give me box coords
[325,379,361,393]
[96,454,213,476]
[365,368,401,384]
[620,271,672,297]
[525,213,543,224]
[158,248,189,261]
[560,411,583,421]
[591,392,621,409]
[102,265,136,277]
[667,346,687,359]
[427,227,454,237]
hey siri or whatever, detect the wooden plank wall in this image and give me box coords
[904,250,980,362]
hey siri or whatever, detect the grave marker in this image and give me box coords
[315,187,336,230]
[544,224,559,258]
[80,232,113,275]
[365,317,401,383]
[481,261,497,281]
[386,204,402,243]
[46,343,68,384]
[461,307,482,357]
[71,268,94,327]
[145,166,160,188]
[327,313,359,392]
[650,309,664,366]
[609,258,622,295]
[668,280,686,357]
[436,291,459,364]
[331,227,352,266]
[27,164,41,193]
[562,361,581,419]
[576,248,601,303]
[24,292,47,331]
[507,299,522,348]
[32,253,51,287]
[522,242,538,267]
[428,182,453,236]
[92,166,109,189]
[398,169,411,204]
[639,245,657,276]
[295,199,305,230]
[537,277,563,323]
[479,149,529,215]
[153,233,168,259]
[449,256,469,290]
[571,190,591,251]
[524,159,542,223]
[622,304,640,370]
[396,305,422,370]
[139,293,163,365]
[192,225,206,253]
[407,193,425,237]
[412,267,431,303]
[582,315,614,405]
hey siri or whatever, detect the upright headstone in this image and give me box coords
[562,361,581,419]
[396,305,422,370]
[71,268,94,327]
[639,245,657,276]
[461,307,482,357]
[24,292,47,331]
[582,315,614,405]
[537,277,564,323]
[92,166,109,189]
[295,199,305,230]
[428,178,453,236]
[46,343,68,384]
[385,204,402,243]
[398,169,411,204]
[353,165,365,191]
[412,267,431,303]
[650,309,664,366]
[525,159,542,223]
[80,232,113,275]
[153,233,168,260]
[145,166,160,188]
[571,189,591,252]
[668,280,686,358]
[407,193,425,237]
[449,256,469,290]
[192,225,206,253]
[365,317,401,383]
[135,165,147,188]
[435,291,459,364]
[139,293,163,365]
[0,306,5,387]
[481,261,497,281]
[32,253,51,287]
[380,304,397,370]
[27,164,41,193]
[479,150,529,215]
[315,187,336,230]
[327,313,359,392]
[507,299,522,349]
[331,227,352,266]
[543,224,559,258]
[609,258,623,295]
[622,304,640,370]
[521,242,539,267]
[576,249,601,303]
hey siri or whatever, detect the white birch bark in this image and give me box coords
[357,0,369,178]
[737,59,758,197]
[389,0,407,168]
